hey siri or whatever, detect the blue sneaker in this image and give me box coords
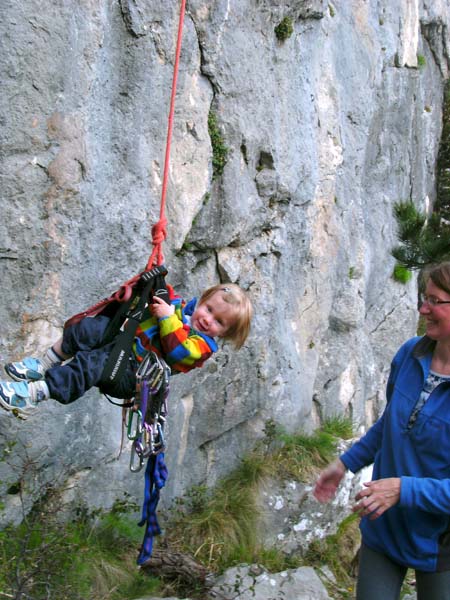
[0,381,40,418]
[5,357,45,382]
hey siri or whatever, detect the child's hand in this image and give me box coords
[151,295,175,319]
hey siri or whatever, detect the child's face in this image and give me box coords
[191,291,236,338]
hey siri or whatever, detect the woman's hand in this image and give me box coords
[151,296,175,319]
[313,459,347,503]
[353,478,401,520]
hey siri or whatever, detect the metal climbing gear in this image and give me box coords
[128,351,171,472]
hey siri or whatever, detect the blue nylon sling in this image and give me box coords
[137,451,168,565]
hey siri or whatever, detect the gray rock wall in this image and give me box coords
[0,0,449,513]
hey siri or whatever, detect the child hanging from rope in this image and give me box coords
[0,283,252,417]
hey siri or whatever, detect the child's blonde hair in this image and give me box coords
[198,283,253,349]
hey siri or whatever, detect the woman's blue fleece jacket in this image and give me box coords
[341,336,450,572]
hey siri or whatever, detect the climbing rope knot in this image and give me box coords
[151,218,168,246]
[147,217,168,268]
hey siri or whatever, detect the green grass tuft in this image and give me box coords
[269,429,338,480]
[322,415,354,439]
[168,452,270,570]
[0,495,161,600]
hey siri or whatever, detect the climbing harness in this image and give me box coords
[98,265,170,396]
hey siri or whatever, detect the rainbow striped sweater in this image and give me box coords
[132,285,218,373]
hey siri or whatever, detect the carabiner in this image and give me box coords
[127,408,143,440]
[153,422,166,454]
[149,369,163,393]
[130,441,145,472]
[141,424,155,457]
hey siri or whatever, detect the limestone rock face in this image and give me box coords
[0,0,449,514]
[210,564,331,600]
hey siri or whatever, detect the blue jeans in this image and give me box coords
[45,316,137,404]
[357,543,450,600]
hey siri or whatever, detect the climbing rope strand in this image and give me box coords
[147,0,187,270]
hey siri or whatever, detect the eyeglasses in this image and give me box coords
[420,293,450,307]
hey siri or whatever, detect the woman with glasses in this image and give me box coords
[314,261,450,600]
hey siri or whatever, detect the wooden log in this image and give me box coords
[140,547,211,586]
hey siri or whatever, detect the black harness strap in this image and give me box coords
[152,272,170,305]
[99,266,169,396]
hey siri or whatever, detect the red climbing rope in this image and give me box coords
[147,0,187,270]
[64,2,187,329]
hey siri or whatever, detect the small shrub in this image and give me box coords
[0,489,161,600]
[208,111,228,178]
[180,241,197,252]
[436,79,450,212]
[261,418,282,453]
[392,263,412,284]
[274,17,294,41]
[391,200,450,269]
[417,54,426,68]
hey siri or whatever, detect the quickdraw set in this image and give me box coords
[127,351,171,472]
